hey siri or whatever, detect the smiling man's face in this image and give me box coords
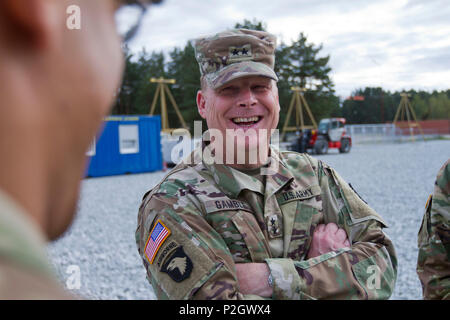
[197,76,280,167]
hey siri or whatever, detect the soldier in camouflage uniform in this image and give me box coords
[136,29,397,300]
[417,159,450,299]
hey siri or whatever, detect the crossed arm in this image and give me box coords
[236,222,350,297]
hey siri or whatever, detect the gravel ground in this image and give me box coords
[47,139,450,300]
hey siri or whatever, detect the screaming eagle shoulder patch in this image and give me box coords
[161,246,193,282]
[144,219,171,264]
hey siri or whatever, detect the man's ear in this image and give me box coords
[0,0,57,49]
[196,90,207,119]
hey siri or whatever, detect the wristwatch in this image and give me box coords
[268,272,273,288]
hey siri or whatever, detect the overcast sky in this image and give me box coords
[116,0,450,98]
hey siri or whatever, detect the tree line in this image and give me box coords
[112,19,449,130]
[342,87,450,124]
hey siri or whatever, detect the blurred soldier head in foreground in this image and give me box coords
[0,0,160,299]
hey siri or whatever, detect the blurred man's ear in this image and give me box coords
[196,90,207,120]
[0,0,57,49]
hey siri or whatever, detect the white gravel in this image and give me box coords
[47,139,450,300]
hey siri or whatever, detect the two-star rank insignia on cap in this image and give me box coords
[144,219,171,264]
[161,246,193,282]
[228,44,253,62]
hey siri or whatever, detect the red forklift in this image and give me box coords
[291,118,352,154]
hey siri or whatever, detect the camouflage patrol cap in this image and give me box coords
[194,29,278,89]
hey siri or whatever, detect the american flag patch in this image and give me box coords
[144,219,171,264]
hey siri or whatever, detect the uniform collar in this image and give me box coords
[263,146,296,199]
[201,145,295,199]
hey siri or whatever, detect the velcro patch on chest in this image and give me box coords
[204,199,254,214]
[266,214,282,238]
[277,185,321,205]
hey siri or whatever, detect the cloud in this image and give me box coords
[401,0,450,28]
[117,0,450,97]
[409,46,450,71]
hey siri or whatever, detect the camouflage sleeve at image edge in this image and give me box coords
[417,160,450,300]
[265,155,398,300]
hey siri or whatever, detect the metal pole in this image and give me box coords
[301,93,318,129]
[295,91,305,130]
[160,83,168,131]
[149,83,161,116]
[164,84,188,130]
[281,93,297,141]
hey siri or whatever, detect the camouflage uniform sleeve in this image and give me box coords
[417,160,450,300]
[135,179,266,300]
[265,158,397,299]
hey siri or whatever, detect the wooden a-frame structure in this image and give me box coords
[149,77,188,133]
[281,87,318,141]
[393,93,424,141]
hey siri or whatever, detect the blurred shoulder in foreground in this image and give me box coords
[0,191,74,299]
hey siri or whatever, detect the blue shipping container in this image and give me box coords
[86,115,162,177]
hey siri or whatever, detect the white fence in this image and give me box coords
[347,124,396,144]
[161,124,445,164]
[346,123,442,144]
